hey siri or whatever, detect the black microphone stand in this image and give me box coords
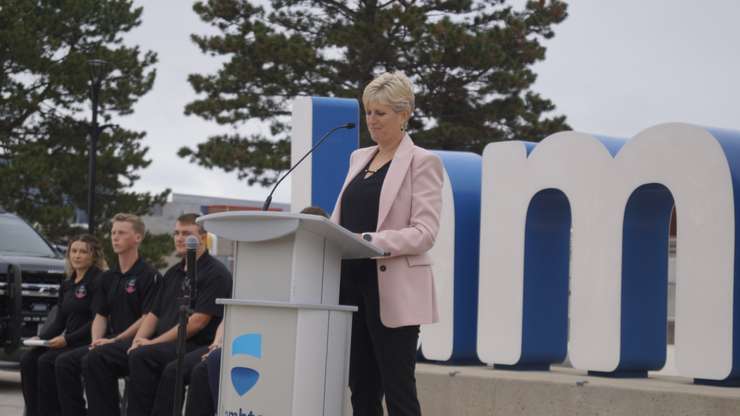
[173,236,199,416]
[262,122,356,211]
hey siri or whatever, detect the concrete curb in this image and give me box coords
[415,364,740,416]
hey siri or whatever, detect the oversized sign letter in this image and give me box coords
[479,123,740,383]
[420,151,481,362]
[291,97,359,213]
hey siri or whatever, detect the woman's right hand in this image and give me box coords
[89,337,114,349]
[47,336,67,349]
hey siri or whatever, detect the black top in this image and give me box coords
[340,158,390,279]
[39,267,102,347]
[92,257,160,337]
[339,158,391,234]
[151,251,232,346]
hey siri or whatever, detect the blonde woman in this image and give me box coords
[20,234,106,416]
[331,71,443,416]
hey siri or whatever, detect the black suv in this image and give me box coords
[0,211,65,354]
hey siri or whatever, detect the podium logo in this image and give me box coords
[230,333,262,396]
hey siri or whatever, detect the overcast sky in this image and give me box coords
[122,0,740,204]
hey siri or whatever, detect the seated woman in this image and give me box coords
[20,234,106,416]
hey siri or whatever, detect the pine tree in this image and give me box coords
[181,0,570,186]
[0,0,171,266]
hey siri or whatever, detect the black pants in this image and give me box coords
[185,348,220,416]
[340,261,421,416]
[83,339,198,416]
[151,345,208,416]
[82,340,132,416]
[55,345,91,416]
[21,346,75,416]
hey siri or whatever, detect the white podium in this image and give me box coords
[198,212,383,416]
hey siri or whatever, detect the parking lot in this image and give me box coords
[0,369,23,416]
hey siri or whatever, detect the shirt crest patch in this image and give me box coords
[75,284,87,299]
[126,278,137,294]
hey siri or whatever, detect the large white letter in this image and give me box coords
[478,123,740,381]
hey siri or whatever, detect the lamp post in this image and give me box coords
[87,59,108,233]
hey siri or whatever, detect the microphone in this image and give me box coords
[262,122,356,211]
[174,234,200,415]
[185,235,199,303]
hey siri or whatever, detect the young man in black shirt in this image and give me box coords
[55,213,159,416]
[85,213,232,416]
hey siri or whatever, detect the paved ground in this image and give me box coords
[0,370,23,416]
[0,347,737,416]
[417,364,740,416]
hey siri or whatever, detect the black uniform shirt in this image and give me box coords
[39,266,102,347]
[92,257,160,337]
[151,251,232,346]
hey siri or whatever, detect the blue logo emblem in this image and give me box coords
[231,333,262,396]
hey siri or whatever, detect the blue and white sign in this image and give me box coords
[479,124,740,382]
[420,151,482,362]
[292,98,740,384]
[290,97,359,213]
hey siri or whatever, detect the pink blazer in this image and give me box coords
[331,134,443,328]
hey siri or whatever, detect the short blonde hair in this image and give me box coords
[362,71,415,116]
[111,213,146,236]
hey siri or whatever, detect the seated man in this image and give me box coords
[151,280,228,414]
[84,213,232,416]
[182,320,223,416]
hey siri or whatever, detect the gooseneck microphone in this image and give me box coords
[262,122,356,211]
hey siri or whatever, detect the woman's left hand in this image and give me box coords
[47,336,67,349]
[202,342,222,361]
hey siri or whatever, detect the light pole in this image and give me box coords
[87,59,108,233]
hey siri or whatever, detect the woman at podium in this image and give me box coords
[330,71,443,416]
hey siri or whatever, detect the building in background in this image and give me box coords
[143,192,289,270]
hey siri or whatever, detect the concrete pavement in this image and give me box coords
[416,363,740,416]
[0,370,23,416]
[2,360,740,415]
